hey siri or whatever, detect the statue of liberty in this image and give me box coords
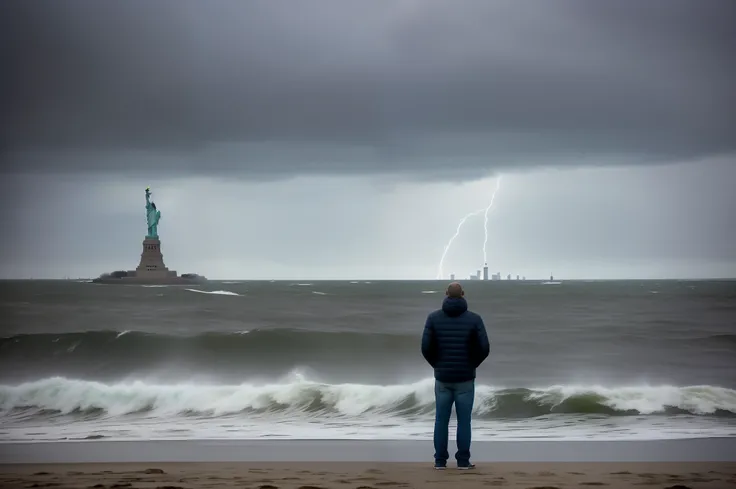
[145,187,162,239]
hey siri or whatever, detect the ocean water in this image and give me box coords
[1,279,735,442]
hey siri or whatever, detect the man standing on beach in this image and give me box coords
[421,282,490,469]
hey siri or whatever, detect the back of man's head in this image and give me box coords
[446,282,464,299]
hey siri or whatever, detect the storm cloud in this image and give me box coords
[2,0,734,180]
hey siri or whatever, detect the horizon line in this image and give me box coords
[2,277,735,282]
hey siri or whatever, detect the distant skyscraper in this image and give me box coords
[516,275,520,280]
[507,274,511,280]
[450,273,455,281]
[483,264,489,281]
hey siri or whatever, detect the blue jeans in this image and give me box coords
[433,379,475,466]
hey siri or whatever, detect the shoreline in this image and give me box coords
[1,438,735,464]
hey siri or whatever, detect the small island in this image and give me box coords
[93,187,207,285]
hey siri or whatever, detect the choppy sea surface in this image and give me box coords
[1,279,735,442]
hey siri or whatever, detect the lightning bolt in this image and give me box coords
[435,207,485,280]
[435,175,503,280]
[482,176,503,264]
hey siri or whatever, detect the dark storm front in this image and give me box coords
[1,279,735,442]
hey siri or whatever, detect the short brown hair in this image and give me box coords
[446,282,464,298]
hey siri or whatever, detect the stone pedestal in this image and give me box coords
[135,238,176,278]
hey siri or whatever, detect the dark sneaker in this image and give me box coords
[434,463,447,470]
[457,463,476,470]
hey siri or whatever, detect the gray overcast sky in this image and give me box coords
[1,0,734,279]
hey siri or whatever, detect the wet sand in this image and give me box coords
[3,438,736,464]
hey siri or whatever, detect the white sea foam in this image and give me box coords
[184,289,241,296]
[2,376,734,419]
[2,376,735,442]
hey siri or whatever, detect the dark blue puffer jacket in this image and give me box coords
[421,297,490,383]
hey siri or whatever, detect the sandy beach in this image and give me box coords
[1,439,735,488]
[1,461,735,488]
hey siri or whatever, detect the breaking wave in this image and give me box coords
[2,376,735,421]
